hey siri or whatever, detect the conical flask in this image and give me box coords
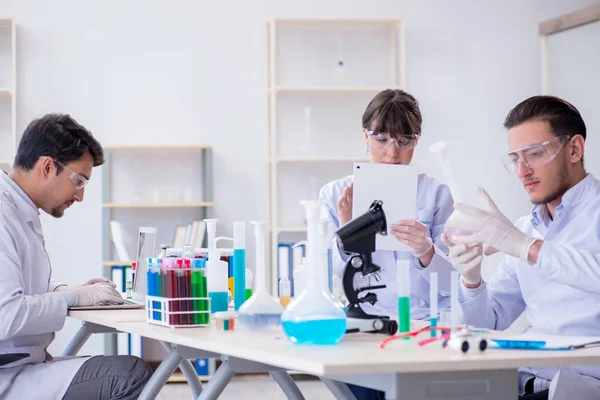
[281,201,347,344]
[237,221,284,331]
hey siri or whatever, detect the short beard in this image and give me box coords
[50,205,65,218]
[42,183,64,218]
[532,165,570,205]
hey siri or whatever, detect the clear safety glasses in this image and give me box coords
[504,135,571,173]
[366,129,421,150]
[53,159,89,190]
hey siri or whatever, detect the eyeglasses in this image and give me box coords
[504,135,571,173]
[53,159,89,190]
[365,129,421,150]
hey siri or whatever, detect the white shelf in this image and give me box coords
[104,145,212,151]
[273,18,401,26]
[267,18,404,294]
[272,86,395,94]
[103,261,134,267]
[102,202,214,208]
[277,226,307,234]
[0,88,12,95]
[274,157,369,163]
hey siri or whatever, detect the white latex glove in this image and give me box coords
[449,187,537,262]
[441,233,483,286]
[337,184,353,226]
[390,220,433,257]
[83,277,116,288]
[55,277,117,292]
[72,282,124,307]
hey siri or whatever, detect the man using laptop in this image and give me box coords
[0,114,152,399]
[442,96,600,399]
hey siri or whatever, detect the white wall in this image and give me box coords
[1,0,598,355]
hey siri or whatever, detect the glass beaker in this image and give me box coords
[281,201,347,345]
[237,222,284,331]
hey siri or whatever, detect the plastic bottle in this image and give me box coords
[204,219,228,313]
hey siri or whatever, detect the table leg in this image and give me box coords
[270,370,305,400]
[138,348,184,400]
[197,360,236,400]
[321,378,357,400]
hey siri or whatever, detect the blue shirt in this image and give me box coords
[460,174,600,394]
[319,173,455,319]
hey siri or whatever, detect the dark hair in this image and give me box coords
[503,95,586,140]
[362,89,422,137]
[14,113,104,172]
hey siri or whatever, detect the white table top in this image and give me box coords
[68,309,147,326]
[67,310,600,377]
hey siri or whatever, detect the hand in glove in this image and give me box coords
[72,282,124,307]
[83,277,116,288]
[449,187,537,262]
[55,277,117,292]
[441,233,483,286]
[391,220,433,257]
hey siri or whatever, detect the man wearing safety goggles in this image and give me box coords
[442,96,600,400]
[0,114,152,399]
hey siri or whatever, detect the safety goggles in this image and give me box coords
[53,159,89,190]
[504,135,571,173]
[365,129,421,150]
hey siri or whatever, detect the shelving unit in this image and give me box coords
[102,202,214,208]
[101,145,213,357]
[0,18,16,172]
[266,18,405,292]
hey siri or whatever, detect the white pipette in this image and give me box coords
[451,271,460,327]
[429,141,462,202]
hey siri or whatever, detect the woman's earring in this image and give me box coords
[366,146,370,155]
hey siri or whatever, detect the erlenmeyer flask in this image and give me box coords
[237,221,284,331]
[281,201,347,345]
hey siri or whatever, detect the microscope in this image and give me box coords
[335,200,398,336]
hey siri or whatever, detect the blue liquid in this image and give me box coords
[430,317,438,337]
[282,319,347,345]
[147,269,162,320]
[210,292,228,313]
[233,249,246,311]
[238,313,282,331]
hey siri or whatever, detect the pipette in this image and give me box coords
[430,272,438,337]
[451,271,460,327]
[429,141,462,202]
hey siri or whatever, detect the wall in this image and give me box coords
[0,0,597,356]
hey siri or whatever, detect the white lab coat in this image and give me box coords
[459,174,600,397]
[0,172,87,400]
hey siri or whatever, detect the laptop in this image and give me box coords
[70,227,157,310]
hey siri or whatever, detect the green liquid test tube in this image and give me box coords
[191,267,201,325]
[397,260,411,336]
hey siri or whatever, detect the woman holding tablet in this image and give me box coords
[319,89,455,400]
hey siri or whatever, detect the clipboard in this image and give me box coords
[352,162,418,251]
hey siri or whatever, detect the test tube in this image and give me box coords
[451,271,460,327]
[278,245,291,308]
[397,259,411,335]
[430,272,439,337]
[245,269,253,300]
[183,245,194,325]
[233,222,246,311]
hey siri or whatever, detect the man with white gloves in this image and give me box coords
[442,96,600,400]
[0,114,152,399]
